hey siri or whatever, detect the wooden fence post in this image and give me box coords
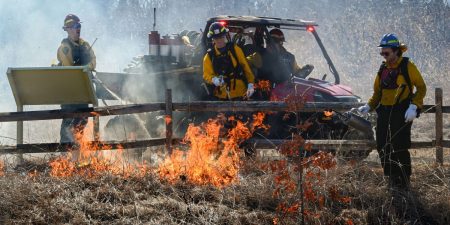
[165,89,173,155]
[435,88,443,165]
[93,101,100,142]
[17,105,23,145]
[93,115,100,142]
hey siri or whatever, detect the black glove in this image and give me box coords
[295,64,314,78]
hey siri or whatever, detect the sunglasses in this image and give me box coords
[68,23,81,29]
[380,51,391,57]
[212,35,226,40]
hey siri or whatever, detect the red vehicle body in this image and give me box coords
[271,77,357,102]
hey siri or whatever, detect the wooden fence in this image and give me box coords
[0,88,448,164]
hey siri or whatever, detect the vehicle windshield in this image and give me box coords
[281,28,331,81]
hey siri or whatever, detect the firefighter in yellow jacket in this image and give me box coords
[203,22,255,100]
[57,14,96,143]
[57,14,96,69]
[358,34,426,190]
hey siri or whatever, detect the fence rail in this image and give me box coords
[0,88,447,164]
[1,139,447,155]
[0,103,448,123]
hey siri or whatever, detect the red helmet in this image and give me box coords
[269,28,285,42]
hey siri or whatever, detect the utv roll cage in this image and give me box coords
[201,15,340,84]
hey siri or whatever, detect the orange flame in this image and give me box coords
[255,80,271,92]
[49,121,149,178]
[165,115,172,125]
[323,110,334,117]
[158,117,252,187]
[90,112,100,116]
[251,112,269,132]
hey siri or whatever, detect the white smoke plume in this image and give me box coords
[0,0,449,144]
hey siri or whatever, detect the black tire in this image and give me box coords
[104,115,151,140]
[336,128,374,161]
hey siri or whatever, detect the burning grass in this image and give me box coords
[49,123,150,178]
[157,118,246,187]
[1,115,449,224]
[0,159,448,224]
[158,114,268,187]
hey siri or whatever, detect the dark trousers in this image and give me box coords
[376,101,412,183]
[60,104,89,143]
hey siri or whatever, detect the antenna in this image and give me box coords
[153,8,156,31]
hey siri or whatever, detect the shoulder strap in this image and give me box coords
[400,57,413,98]
[207,48,214,59]
[207,48,216,74]
[227,43,239,62]
[377,61,386,77]
[377,61,386,92]
[61,38,74,49]
[208,44,244,81]
[227,43,244,77]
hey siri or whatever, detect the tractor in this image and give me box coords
[95,16,373,160]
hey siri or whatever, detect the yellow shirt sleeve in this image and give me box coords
[233,45,255,84]
[57,42,74,66]
[367,75,381,110]
[408,61,426,108]
[203,53,215,84]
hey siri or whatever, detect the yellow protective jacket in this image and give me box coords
[57,38,96,70]
[367,57,426,109]
[203,44,255,99]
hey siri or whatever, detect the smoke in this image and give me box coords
[0,0,449,144]
[0,0,145,144]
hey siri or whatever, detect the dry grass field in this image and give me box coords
[0,1,449,224]
[0,147,448,225]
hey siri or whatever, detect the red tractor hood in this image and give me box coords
[295,77,354,95]
[271,77,357,102]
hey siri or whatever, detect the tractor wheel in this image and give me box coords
[103,114,152,161]
[104,114,151,141]
[336,128,374,161]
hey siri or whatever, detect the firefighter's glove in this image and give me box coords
[246,83,255,98]
[357,104,370,116]
[212,77,224,87]
[303,64,314,74]
[405,104,417,122]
